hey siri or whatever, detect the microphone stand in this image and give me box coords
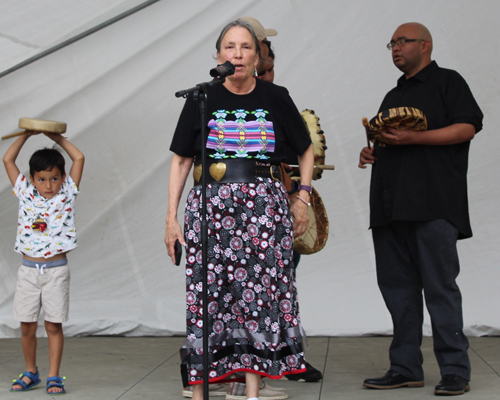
[175,76,226,400]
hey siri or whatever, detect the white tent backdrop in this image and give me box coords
[0,0,498,338]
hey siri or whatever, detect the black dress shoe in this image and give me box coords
[286,362,323,382]
[363,370,424,389]
[435,374,470,395]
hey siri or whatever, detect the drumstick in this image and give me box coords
[362,117,371,149]
[2,130,65,140]
[287,165,335,170]
[2,130,30,140]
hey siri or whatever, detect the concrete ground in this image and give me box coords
[0,336,498,399]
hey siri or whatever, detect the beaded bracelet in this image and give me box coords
[296,195,311,206]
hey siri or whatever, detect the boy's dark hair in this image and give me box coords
[29,148,65,177]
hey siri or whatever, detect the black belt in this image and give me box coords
[193,159,282,185]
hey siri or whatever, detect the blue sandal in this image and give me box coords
[46,376,66,395]
[10,368,41,392]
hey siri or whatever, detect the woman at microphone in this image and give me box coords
[165,20,314,400]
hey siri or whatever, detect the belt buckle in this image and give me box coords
[270,165,281,181]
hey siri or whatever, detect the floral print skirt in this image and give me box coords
[180,178,306,385]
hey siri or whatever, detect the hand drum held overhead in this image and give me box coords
[2,118,67,140]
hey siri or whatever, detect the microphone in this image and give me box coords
[210,61,235,78]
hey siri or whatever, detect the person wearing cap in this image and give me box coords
[255,42,325,385]
[257,46,274,83]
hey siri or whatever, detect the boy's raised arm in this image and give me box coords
[2,133,33,186]
[45,133,85,187]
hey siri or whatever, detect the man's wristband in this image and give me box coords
[298,185,313,195]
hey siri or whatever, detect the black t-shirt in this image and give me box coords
[170,79,311,164]
[370,61,483,239]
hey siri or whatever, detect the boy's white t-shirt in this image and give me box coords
[13,173,79,258]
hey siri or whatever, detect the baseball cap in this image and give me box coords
[238,17,278,41]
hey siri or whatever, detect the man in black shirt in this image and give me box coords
[359,22,483,396]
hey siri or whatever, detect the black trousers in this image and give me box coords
[372,219,470,381]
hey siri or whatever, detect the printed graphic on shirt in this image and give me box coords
[13,174,79,258]
[207,109,275,159]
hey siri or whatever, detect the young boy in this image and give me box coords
[3,131,84,394]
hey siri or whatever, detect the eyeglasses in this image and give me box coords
[387,38,425,50]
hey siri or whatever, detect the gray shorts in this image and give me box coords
[13,258,70,323]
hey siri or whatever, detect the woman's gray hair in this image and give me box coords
[215,20,260,56]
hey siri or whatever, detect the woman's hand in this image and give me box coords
[290,194,310,237]
[164,154,194,265]
[293,143,314,237]
[165,217,185,265]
